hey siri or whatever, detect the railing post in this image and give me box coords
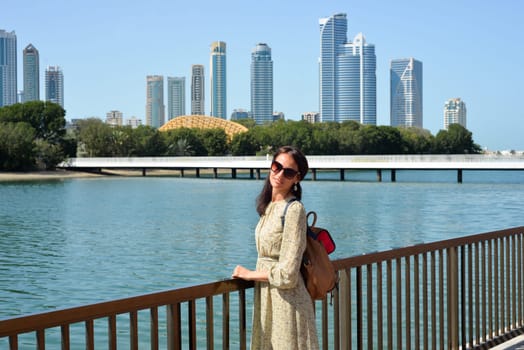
[447,247,459,350]
[338,269,351,350]
[167,304,181,350]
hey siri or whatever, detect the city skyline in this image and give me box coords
[2,0,524,150]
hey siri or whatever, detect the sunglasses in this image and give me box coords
[271,160,300,179]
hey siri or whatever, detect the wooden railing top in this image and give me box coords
[333,226,524,270]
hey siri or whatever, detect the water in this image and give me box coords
[0,170,523,345]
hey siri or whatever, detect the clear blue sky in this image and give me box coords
[3,0,523,151]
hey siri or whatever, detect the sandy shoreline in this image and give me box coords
[0,170,104,182]
[0,168,250,181]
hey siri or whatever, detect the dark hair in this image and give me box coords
[255,146,309,216]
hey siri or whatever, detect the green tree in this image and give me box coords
[76,118,114,157]
[233,118,256,129]
[434,124,482,154]
[336,121,361,154]
[310,122,340,155]
[0,122,36,170]
[130,126,166,156]
[0,101,66,143]
[398,127,434,154]
[199,128,228,156]
[111,127,135,156]
[163,128,206,156]
[230,131,258,155]
[34,139,65,170]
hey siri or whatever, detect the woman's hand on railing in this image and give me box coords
[232,265,269,282]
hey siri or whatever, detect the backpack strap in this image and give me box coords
[280,198,298,227]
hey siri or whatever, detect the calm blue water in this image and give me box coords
[1,170,523,347]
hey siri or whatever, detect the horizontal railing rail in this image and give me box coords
[1,226,523,349]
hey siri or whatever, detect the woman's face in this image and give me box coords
[269,152,300,194]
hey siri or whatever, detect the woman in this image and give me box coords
[232,146,319,350]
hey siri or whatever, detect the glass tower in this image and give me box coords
[167,76,185,120]
[45,66,64,108]
[319,14,376,124]
[146,75,165,128]
[390,58,423,128]
[443,98,466,129]
[23,44,39,102]
[0,30,17,107]
[191,65,205,115]
[210,41,227,119]
[250,43,273,125]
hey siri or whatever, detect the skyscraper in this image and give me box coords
[250,43,273,124]
[45,66,64,108]
[23,44,39,102]
[191,65,205,115]
[319,14,376,124]
[210,41,227,119]
[0,30,17,107]
[444,98,467,129]
[167,76,185,120]
[390,58,423,128]
[106,110,123,127]
[146,75,165,128]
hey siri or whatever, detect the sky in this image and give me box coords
[3,0,524,151]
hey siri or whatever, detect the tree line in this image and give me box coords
[0,101,482,171]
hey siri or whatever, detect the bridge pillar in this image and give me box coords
[231,168,237,179]
[391,169,396,182]
[213,168,218,178]
[250,169,254,179]
[311,169,317,181]
[340,169,345,181]
[256,169,261,180]
[180,169,184,177]
[195,168,200,178]
[457,169,463,183]
[142,168,146,176]
[377,169,382,182]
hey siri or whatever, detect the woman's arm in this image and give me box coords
[232,265,268,282]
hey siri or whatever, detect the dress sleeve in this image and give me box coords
[267,201,307,288]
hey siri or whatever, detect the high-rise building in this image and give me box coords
[210,41,227,119]
[230,109,249,120]
[319,14,376,124]
[250,43,273,124]
[45,66,64,108]
[126,116,142,129]
[23,44,39,102]
[390,58,423,128]
[191,65,205,115]
[444,98,467,129]
[106,110,123,127]
[146,75,165,128]
[0,30,17,107]
[167,77,185,120]
[302,112,320,123]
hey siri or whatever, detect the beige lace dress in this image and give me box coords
[251,199,319,350]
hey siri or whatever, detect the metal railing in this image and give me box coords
[1,226,523,349]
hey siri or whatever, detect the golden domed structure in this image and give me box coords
[159,115,248,139]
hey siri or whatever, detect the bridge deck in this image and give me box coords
[59,154,524,171]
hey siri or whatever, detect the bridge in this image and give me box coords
[59,154,524,182]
